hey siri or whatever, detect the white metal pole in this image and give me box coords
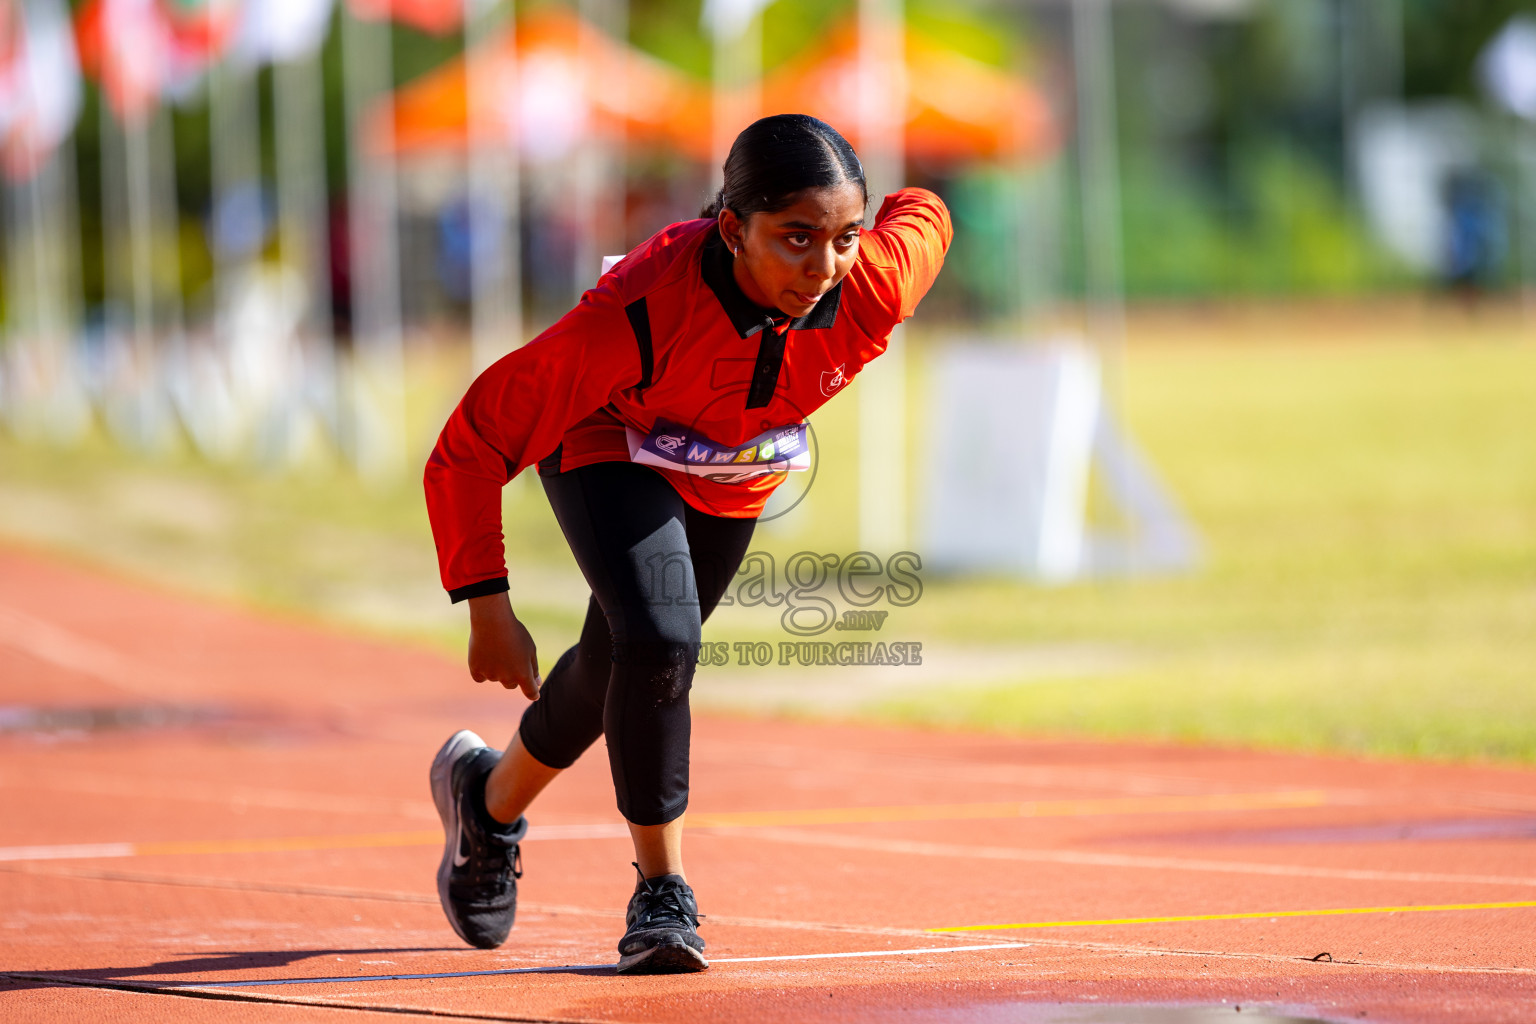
[573,0,629,301]
[856,0,907,554]
[121,106,169,451]
[26,146,86,440]
[709,23,729,192]
[23,165,54,352]
[466,0,521,372]
[1071,0,1125,369]
[124,113,155,378]
[209,58,261,346]
[269,29,338,462]
[1069,0,1127,578]
[709,3,763,192]
[274,43,335,348]
[573,0,602,299]
[6,1,84,438]
[150,101,184,356]
[98,83,128,375]
[342,4,406,479]
[7,173,44,433]
[1,178,19,428]
[49,135,84,379]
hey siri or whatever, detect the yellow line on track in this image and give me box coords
[929,901,1536,933]
[689,790,1331,828]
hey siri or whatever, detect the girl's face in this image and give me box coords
[718,182,866,319]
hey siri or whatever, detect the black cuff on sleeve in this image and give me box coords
[448,576,511,604]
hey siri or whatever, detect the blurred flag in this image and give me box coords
[347,0,461,35]
[75,0,239,117]
[235,0,335,64]
[700,0,778,42]
[0,0,83,178]
[75,0,165,119]
[162,0,242,82]
[1480,15,1536,122]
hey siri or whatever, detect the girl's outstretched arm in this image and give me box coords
[424,278,642,604]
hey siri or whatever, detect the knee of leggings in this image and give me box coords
[551,643,606,711]
[611,640,696,706]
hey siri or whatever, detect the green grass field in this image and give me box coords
[881,307,1536,762]
[2,303,1532,762]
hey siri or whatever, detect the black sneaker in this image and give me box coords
[615,863,708,974]
[430,729,528,949]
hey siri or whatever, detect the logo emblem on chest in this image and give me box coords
[820,364,847,397]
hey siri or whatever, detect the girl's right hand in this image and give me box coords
[466,592,542,701]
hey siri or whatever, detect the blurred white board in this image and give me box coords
[923,339,1197,581]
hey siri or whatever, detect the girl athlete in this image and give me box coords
[424,114,951,974]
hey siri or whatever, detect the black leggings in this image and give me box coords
[517,460,756,826]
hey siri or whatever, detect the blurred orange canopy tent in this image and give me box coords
[383,7,1056,165]
[761,18,1058,164]
[381,5,711,161]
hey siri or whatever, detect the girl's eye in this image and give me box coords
[786,234,810,248]
[837,232,859,248]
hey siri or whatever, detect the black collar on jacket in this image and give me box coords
[699,229,842,339]
[699,229,844,409]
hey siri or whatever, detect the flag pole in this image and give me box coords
[207,40,264,459]
[24,142,87,441]
[3,0,86,441]
[121,105,161,449]
[150,96,184,406]
[96,79,128,434]
[1,177,19,429]
[573,0,620,304]
[1070,0,1124,405]
[276,39,339,455]
[274,44,335,346]
[209,60,261,338]
[341,2,406,480]
[856,0,907,554]
[708,0,764,193]
[465,0,521,374]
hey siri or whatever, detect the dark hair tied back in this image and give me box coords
[700,114,868,221]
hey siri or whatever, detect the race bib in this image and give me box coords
[627,418,811,482]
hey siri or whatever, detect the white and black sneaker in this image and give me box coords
[615,863,708,974]
[430,730,529,949]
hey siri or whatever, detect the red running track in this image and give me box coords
[1,546,1534,1023]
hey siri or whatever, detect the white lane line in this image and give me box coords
[731,828,1536,888]
[0,825,630,863]
[181,943,1034,989]
[526,824,631,840]
[712,942,1030,964]
[186,964,614,987]
[0,843,135,862]
[0,771,441,822]
[0,605,159,695]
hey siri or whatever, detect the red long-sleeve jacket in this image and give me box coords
[425,187,952,601]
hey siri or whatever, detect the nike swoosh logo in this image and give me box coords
[453,825,470,868]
